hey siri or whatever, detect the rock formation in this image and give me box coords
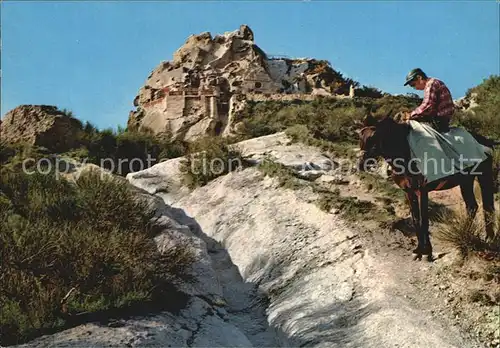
[128,25,355,141]
[0,105,83,152]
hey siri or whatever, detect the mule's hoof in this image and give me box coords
[412,253,422,261]
[425,254,434,262]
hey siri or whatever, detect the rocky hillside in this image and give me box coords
[128,25,356,141]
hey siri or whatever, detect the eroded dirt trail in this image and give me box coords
[168,167,483,347]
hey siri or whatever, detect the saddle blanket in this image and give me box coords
[407,120,491,184]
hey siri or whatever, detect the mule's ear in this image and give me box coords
[362,114,377,127]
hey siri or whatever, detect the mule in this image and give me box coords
[358,115,497,261]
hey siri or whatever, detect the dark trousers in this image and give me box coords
[416,116,450,133]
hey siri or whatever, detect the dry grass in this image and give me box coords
[435,208,500,258]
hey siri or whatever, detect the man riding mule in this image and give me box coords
[357,68,497,261]
[404,68,454,133]
[402,68,491,185]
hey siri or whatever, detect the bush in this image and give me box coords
[454,75,500,140]
[114,131,187,175]
[436,208,500,257]
[237,99,367,142]
[180,136,245,188]
[312,186,379,221]
[0,165,195,345]
[67,124,188,176]
[356,85,384,98]
[235,95,421,144]
[0,141,49,175]
[285,125,357,159]
[257,158,302,190]
[369,94,421,118]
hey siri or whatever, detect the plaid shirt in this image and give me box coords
[410,78,455,121]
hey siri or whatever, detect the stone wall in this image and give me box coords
[138,87,222,138]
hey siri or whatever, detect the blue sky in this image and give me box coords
[2,1,499,130]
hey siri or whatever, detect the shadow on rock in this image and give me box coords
[270,296,378,347]
[164,205,279,347]
[164,204,378,347]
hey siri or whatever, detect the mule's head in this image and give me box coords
[357,112,402,172]
[357,115,381,172]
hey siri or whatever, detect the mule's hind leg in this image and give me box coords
[459,177,478,219]
[477,159,496,239]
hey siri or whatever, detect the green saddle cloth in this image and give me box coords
[407,120,491,184]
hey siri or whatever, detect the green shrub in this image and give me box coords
[466,75,500,106]
[114,131,187,175]
[0,141,48,175]
[357,171,405,202]
[369,94,421,118]
[285,125,356,159]
[0,171,80,222]
[313,186,378,221]
[180,136,244,188]
[0,166,195,345]
[65,124,189,176]
[235,95,421,144]
[356,85,384,98]
[454,75,500,140]
[238,99,365,142]
[257,158,302,190]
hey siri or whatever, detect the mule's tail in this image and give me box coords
[470,131,500,148]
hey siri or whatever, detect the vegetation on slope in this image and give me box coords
[235,95,422,143]
[65,122,188,176]
[0,142,195,346]
[454,75,500,140]
[180,136,245,188]
[436,208,500,258]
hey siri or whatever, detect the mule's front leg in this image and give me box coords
[419,189,433,262]
[406,190,421,232]
[407,190,424,260]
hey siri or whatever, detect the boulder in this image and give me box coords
[0,105,82,152]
